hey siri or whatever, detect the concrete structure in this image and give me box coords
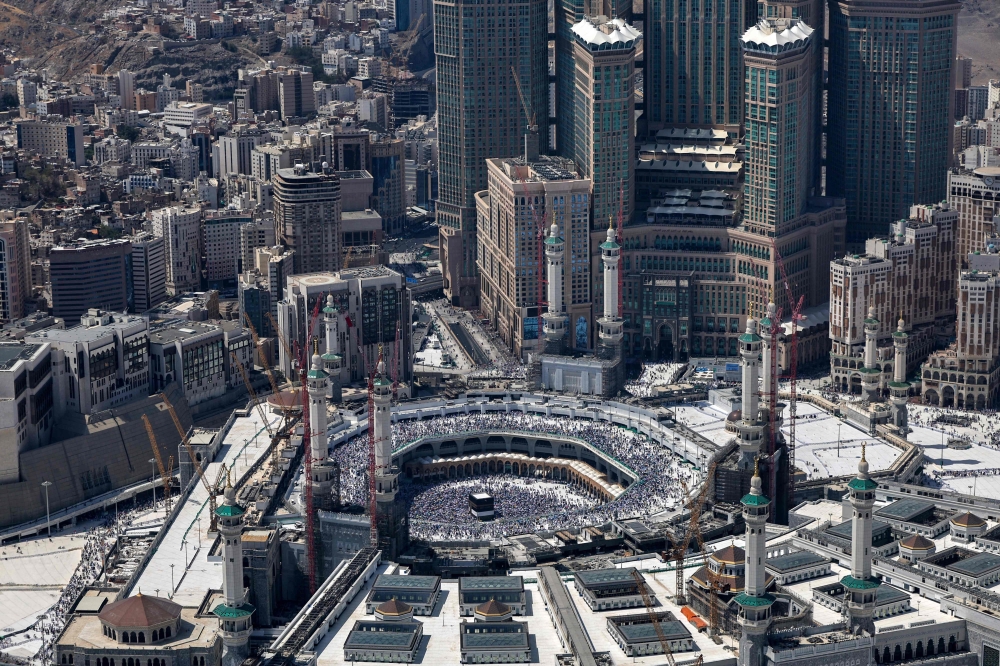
[948,167,1000,267]
[458,577,525,616]
[434,0,548,308]
[130,233,168,313]
[276,66,315,120]
[54,594,222,666]
[29,310,148,418]
[15,119,85,165]
[152,206,203,296]
[573,568,648,611]
[49,240,133,321]
[0,341,53,484]
[459,600,531,663]
[477,156,591,359]
[276,267,412,386]
[148,321,230,406]
[203,210,253,286]
[921,236,1000,408]
[365,574,441,616]
[830,203,959,395]
[764,550,831,585]
[827,0,959,243]
[0,219,30,324]
[272,165,342,275]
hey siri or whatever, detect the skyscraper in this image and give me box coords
[571,16,640,231]
[152,205,203,295]
[740,18,819,234]
[273,166,343,275]
[49,240,134,320]
[827,0,960,244]
[643,0,747,133]
[0,219,29,324]
[434,0,548,308]
[130,232,167,313]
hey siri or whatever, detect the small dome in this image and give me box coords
[951,512,986,528]
[899,534,935,550]
[712,544,745,565]
[376,598,412,616]
[475,599,511,617]
[99,594,182,629]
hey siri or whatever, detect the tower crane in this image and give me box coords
[673,461,716,605]
[158,392,220,530]
[142,414,174,514]
[230,351,275,441]
[631,569,705,666]
[771,239,804,500]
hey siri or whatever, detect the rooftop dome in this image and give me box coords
[476,599,510,617]
[99,594,182,628]
[951,512,986,528]
[712,544,745,565]
[899,534,935,551]
[375,598,413,616]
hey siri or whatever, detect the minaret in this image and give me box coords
[321,294,343,402]
[841,444,880,635]
[736,314,765,469]
[758,297,776,414]
[597,218,623,359]
[889,315,910,432]
[308,344,339,577]
[860,305,882,401]
[373,346,408,559]
[541,214,567,354]
[736,461,773,666]
[212,474,254,666]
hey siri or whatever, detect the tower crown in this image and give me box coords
[741,459,770,507]
[600,220,620,252]
[323,293,337,315]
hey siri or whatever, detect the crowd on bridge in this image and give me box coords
[624,363,688,398]
[0,500,158,665]
[332,411,694,541]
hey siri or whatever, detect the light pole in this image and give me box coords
[170,563,175,595]
[149,458,157,509]
[837,423,842,457]
[41,481,52,537]
[197,516,202,547]
[183,539,188,567]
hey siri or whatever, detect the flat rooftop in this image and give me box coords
[574,568,638,586]
[372,573,440,591]
[458,577,524,591]
[766,550,828,572]
[949,551,1000,577]
[0,343,41,370]
[876,498,936,523]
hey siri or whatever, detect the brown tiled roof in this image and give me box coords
[951,512,986,528]
[476,599,511,616]
[899,534,935,550]
[712,544,745,564]
[98,593,181,628]
[376,598,412,616]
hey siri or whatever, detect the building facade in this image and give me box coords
[152,205,203,295]
[434,0,548,308]
[947,166,1000,269]
[272,166,342,275]
[827,0,959,244]
[130,233,168,313]
[477,156,592,359]
[830,203,958,394]
[49,240,134,321]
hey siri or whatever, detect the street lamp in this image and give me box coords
[197,516,202,547]
[183,539,188,567]
[41,481,52,537]
[149,458,157,509]
[837,423,842,457]
[170,563,175,595]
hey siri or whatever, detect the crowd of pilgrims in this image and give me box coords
[624,363,688,398]
[331,412,694,541]
[0,501,156,665]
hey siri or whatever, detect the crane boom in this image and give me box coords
[142,414,173,513]
[631,569,678,666]
[509,65,535,126]
[231,351,275,440]
[158,392,219,529]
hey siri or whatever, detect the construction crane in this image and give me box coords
[158,392,219,530]
[631,569,703,666]
[265,311,297,382]
[673,461,716,606]
[772,239,804,501]
[242,312,292,464]
[693,527,722,635]
[142,414,173,514]
[231,351,276,441]
[299,296,324,595]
